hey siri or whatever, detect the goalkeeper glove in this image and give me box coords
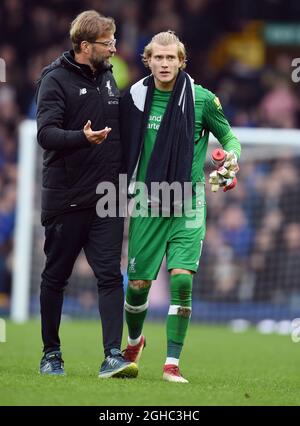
[209,149,239,192]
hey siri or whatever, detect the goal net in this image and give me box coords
[11,120,300,325]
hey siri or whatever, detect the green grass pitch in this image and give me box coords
[1,320,300,406]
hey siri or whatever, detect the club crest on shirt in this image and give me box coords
[105,80,114,97]
[129,258,136,273]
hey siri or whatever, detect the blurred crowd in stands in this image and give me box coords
[1,0,300,309]
[195,154,300,305]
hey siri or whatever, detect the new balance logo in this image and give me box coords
[42,363,52,372]
[79,88,87,96]
[108,358,119,368]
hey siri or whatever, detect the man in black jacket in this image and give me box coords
[36,10,137,378]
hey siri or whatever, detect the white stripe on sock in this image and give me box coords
[165,357,179,366]
[168,305,181,315]
[125,300,149,314]
[168,305,192,316]
[128,335,142,346]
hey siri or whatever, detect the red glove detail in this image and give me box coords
[223,176,237,192]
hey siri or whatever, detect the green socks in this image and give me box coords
[166,274,192,361]
[125,284,151,340]
[125,273,192,364]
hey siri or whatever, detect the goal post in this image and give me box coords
[11,120,37,322]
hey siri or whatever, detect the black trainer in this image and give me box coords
[40,350,65,375]
[99,348,138,378]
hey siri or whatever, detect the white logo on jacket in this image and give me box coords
[79,88,87,96]
[105,80,114,97]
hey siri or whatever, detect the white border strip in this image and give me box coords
[210,127,300,146]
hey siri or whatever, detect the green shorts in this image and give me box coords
[127,196,206,280]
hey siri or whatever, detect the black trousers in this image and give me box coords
[40,208,124,357]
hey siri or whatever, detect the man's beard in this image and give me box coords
[91,55,111,72]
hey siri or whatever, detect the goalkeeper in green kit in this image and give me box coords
[120,31,241,383]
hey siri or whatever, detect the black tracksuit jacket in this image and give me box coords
[36,50,121,225]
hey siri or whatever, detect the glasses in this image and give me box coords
[91,39,116,48]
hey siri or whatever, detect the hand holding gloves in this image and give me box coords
[209,149,239,192]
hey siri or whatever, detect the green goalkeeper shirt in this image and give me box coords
[136,84,241,186]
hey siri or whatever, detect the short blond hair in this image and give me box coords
[70,10,116,53]
[142,31,187,69]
